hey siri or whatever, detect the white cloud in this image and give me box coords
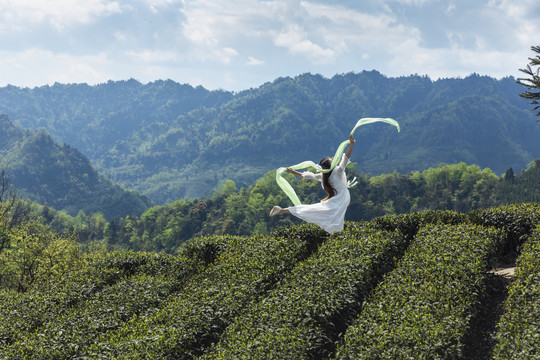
[140,0,185,13]
[388,0,436,5]
[273,24,335,64]
[247,56,264,65]
[300,2,414,48]
[485,0,540,47]
[127,50,179,63]
[0,0,122,31]
[0,48,111,85]
[179,0,418,67]
[383,34,528,81]
[180,0,344,65]
[220,47,239,64]
[114,31,127,42]
[181,0,269,45]
[0,0,538,91]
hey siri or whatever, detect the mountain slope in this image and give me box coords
[1,72,538,204]
[0,115,151,218]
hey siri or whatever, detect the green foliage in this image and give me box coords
[369,210,470,240]
[0,220,83,292]
[3,70,540,358]
[0,115,152,219]
[100,161,540,254]
[1,73,538,204]
[517,45,540,119]
[269,222,329,248]
[495,159,540,204]
[83,224,327,359]
[0,236,232,359]
[10,199,111,248]
[469,203,540,253]
[416,162,498,211]
[1,203,540,359]
[103,171,324,252]
[354,162,499,217]
[201,224,407,359]
[335,224,504,359]
[0,167,31,260]
[16,156,532,257]
[493,226,540,359]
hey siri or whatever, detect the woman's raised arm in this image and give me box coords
[345,135,355,159]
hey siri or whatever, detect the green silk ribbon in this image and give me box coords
[276,117,400,206]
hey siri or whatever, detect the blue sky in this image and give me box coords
[0,0,538,91]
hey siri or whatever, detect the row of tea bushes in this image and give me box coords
[0,251,171,352]
[494,226,540,359]
[335,223,504,359]
[2,205,540,359]
[372,203,540,247]
[0,265,123,350]
[83,224,328,359]
[0,235,236,358]
[469,203,540,252]
[4,273,179,358]
[370,210,469,240]
[201,223,407,359]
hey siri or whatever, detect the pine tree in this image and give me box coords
[517,46,540,120]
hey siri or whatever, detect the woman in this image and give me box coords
[269,135,355,234]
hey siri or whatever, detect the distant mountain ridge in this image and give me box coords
[0,115,151,219]
[0,72,538,204]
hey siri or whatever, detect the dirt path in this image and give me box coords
[462,266,515,359]
[491,267,515,279]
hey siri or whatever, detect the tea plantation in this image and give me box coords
[1,204,540,359]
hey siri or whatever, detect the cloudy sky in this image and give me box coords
[0,0,538,91]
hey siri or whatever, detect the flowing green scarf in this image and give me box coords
[276,117,400,206]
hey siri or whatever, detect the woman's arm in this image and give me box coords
[286,168,302,177]
[345,135,355,159]
[288,168,322,182]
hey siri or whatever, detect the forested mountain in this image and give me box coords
[0,115,151,219]
[1,72,539,204]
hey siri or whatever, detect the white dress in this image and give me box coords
[288,154,351,234]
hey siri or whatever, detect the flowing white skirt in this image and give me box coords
[288,190,350,234]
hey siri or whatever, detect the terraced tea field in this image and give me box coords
[1,204,539,359]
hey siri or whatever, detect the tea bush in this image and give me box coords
[1,206,539,359]
[0,262,132,352]
[469,203,540,252]
[0,236,234,359]
[201,224,406,359]
[335,223,504,359]
[2,274,181,359]
[493,226,540,360]
[370,210,469,240]
[82,224,327,359]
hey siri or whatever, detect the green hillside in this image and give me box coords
[1,204,539,359]
[92,159,540,254]
[0,115,151,219]
[1,73,539,204]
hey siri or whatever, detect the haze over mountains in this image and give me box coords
[0,71,538,207]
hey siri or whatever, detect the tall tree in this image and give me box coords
[0,168,25,254]
[517,46,540,120]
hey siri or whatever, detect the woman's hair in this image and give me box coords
[319,157,336,200]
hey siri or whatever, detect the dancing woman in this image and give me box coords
[269,135,355,234]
